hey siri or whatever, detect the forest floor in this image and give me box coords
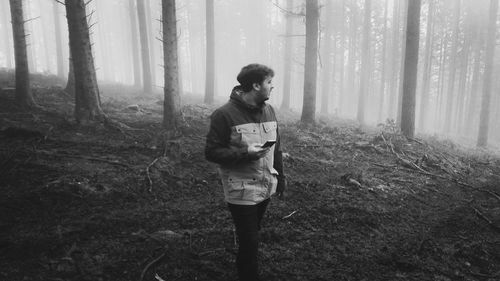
[1,71,500,281]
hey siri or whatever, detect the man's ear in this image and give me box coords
[252,82,261,91]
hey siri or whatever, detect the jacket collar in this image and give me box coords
[229,86,264,111]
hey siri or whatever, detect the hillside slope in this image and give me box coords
[0,79,499,281]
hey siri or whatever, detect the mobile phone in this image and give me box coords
[261,140,276,148]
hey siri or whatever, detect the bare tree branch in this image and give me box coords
[23,16,40,24]
[155,36,165,43]
[84,0,94,7]
[270,1,304,17]
[87,9,96,25]
[88,22,97,31]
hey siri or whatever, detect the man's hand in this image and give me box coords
[276,176,286,199]
[247,143,270,160]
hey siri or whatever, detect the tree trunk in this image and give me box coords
[477,0,498,147]
[129,0,141,87]
[443,0,460,133]
[94,5,112,81]
[53,1,65,78]
[356,0,371,124]
[2,0,13,68]
[137,0,153,94]
[396,0,408,126]
[388,0,400,119]
[377,0,389,123]
[300,0,319,124]
[337,0,346,116]
[65,0,104,124]
[38,0,51,73]
[435,29,448,132]
[204,0,215,104]
[345,0,358,116]
[417,0,434,132]
[455,25,472,134]
[281,0,294,111]
[187,1,203,94]
[465,26,484,135]
[162,0,182,130]
[320,1,334,116]
[9,0,36,108]
[400,0,421,138]
[257,0,270,63]
[145,0,157,87]
[24,0,36,73]
[119,5,130,83]
[65,53,75,95]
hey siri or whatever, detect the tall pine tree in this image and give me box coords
[9,0,36,108]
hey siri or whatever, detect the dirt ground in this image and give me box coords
[1,72,500,281]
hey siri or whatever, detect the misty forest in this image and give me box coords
[1,0,500,280]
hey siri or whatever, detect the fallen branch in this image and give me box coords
[435,150,459,170]
[400,165,469,187]
[282,210,298,220]
[139,251,167,281]
[395,152,429,174]
[146,158,160,192]
[414,170,499,200]
[383,141,463,185]
[479,189,500,202]
[380,133,396,154]
[348,178,362,187]
[472,207,500,231]
[103,116,144,136]
[408,137,425,145]
[468,270,500,279]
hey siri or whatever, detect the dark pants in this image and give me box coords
[228,199,270,281]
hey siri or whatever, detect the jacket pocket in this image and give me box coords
[262,122,277,141]
[234,124,260,146]
[226,176,259,202]
[226,177,245,200]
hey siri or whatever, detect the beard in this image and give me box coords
[254,90,269,105]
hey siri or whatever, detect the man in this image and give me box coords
[205,64,286,281]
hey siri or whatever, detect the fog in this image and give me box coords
[1,0,500,147]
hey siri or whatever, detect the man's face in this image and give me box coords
[255,76,274,103]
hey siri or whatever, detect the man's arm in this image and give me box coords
[271,110,286,197]
[205,109,251,166]
[273,125,285,179]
